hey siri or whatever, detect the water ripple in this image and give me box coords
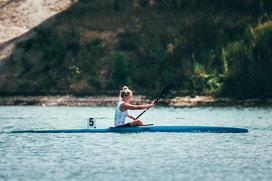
[1,106,272,181]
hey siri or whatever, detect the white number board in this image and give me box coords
[87,118,96,128]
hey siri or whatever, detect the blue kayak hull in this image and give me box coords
[11,126,248,133]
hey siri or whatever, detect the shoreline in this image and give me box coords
[0,95,272,107]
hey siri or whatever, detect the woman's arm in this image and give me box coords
[121,102,154,111]
[128,114,136,120]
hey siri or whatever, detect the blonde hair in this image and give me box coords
[120,86,132,98]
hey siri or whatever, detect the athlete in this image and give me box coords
[114,86,154,127]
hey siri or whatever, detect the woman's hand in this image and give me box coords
[149,101,155,107]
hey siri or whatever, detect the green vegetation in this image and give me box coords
[0,0,271,98]
[222,21,272,98]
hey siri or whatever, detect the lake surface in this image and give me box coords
[0,106,272,181]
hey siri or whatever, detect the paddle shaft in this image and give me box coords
[133,83,175,120]
[134,96,161,120]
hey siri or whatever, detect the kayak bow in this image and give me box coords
[10,125,248,133]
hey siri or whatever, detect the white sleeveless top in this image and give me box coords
[114,101,128,126]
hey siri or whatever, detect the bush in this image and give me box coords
[117,31,141,51]
[111,51,131,87]
[35,28,67,63]
[222,21,272,97]
[64,28,81,55]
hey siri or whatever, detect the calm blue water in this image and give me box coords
[0,106,272,181]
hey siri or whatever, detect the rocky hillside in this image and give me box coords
[0,0,272,97]
[0,0,73,43]
[0,0,74,68]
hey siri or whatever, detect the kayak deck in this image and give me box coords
[10,125,248,133]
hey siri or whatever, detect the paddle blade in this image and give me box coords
[160,83,176,98]
[135,83,176,120]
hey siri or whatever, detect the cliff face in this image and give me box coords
[0,0,271,97]
[0,0,73,43]
[0,0,74,69]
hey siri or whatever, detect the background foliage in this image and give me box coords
[0,0,271,97]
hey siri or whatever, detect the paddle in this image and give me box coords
[134,83,176,120]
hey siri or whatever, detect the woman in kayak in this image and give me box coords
[114,86,154,127]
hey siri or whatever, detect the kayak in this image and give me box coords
[10,125,248,133]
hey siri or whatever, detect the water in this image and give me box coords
[0,106,271,181]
